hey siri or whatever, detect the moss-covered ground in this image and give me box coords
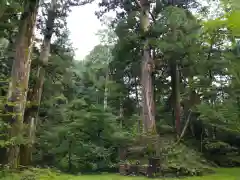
[1,168,240,180]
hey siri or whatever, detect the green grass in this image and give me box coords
[1,168,240,180]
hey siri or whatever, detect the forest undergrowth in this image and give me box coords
[1,168,240,180]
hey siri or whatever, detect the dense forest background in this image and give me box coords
[0,0,240,178]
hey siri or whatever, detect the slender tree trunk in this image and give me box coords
[177,110,192,143]
[6,0,39,168]
[119,98,123,128]
[139,0,156,133]
[134,77,140,109]
[20,0,57,166]
[103,69,109,110]
[104,49,111,110]
[170,61,181,135]
[0,5,7,20]
[68,140,72,172]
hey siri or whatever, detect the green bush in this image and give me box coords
[35,98,133,173]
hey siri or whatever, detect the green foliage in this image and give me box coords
[197,101,240,132]
[1,0,240,176]
[159,135,212,176]
[20,170,36,180]
[0,168,239,179]
[36,97,133,173]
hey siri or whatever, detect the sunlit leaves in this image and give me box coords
[203,18,226,33]
[220,0,240,11]
[227,11,240,36]
[203,0,240,37]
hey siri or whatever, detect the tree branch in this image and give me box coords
[132,0,156,23]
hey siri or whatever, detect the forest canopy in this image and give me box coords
[0,0,240,179]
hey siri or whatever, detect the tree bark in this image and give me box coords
[103,68,109,110]
[20,0,57,166]
[119,98,123,127]
[6,0,39,169]
[170,61,181,135]
[0,4,7,20]
[177,110,192,144]
[134,76,141,132]
[138,0,156,133]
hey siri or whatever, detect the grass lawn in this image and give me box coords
[1,168,240,180]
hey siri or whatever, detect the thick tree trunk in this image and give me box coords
[20,0,57,166]
[170,61,181,135]
[6,0,39,168]
[134,76,141,132]
[141,50,155,133]
[139,0,156,133]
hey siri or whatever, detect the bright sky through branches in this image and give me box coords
[67,0,220,61]
[67,1,116,60]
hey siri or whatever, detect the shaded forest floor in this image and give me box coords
[1,168,240,180]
